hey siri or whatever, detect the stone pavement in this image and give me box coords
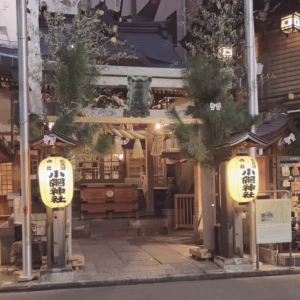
[1,232,300,292]
[72,232,223,282]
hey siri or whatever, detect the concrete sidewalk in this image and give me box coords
[1,232,300,292]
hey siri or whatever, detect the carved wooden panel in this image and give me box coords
[80,185,138,215]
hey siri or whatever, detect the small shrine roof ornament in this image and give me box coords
[30,129,77,149]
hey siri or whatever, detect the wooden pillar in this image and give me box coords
[219,161,234,258]
[146,125,155,215]
[201,166,216,250]
[193,164,203,243]
[194,163,215,249]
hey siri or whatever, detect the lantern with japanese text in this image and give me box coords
[281,12,300,36]
[227,155,259,203]
[38,157,74,208]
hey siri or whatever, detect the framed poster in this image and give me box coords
[256,198,292,244]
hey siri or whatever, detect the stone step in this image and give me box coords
[138,226,168,236]
[90,226,168,237]
[89,219,130,229]
[129,218,168,228]
[90,228,138,237]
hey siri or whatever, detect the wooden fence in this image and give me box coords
[175,194,194,229]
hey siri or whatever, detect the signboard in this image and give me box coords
[13,196,22,225]
[0,0,17,47]
[256,198,292,244]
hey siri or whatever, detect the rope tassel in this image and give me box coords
[151,136,163,156]
[114,136,124,155]
[132,139,144,159]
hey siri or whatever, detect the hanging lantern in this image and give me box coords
[38,157,74,209]
[218,47,233,61]
[281,12,300,36]
[227,155,259,203]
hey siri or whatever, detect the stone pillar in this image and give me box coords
[146,125,155,215]
[66,204,72,259]
[53,208,66,267]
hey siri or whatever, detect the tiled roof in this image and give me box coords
[256,115,288,138]
[216,115,289,149]
[118,31,183,67]
[216,132,269,149]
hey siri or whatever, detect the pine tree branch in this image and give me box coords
[165,107,184,124]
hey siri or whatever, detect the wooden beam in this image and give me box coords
[146,124,155,215]
[48,116,202,125]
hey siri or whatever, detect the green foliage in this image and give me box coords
[173,0,259,167]
[166,108,212,165]
[53,113,113,156]
[188,55,256,137]
[54,43,99,113]
[184,55,236,107]
[94,134,114,155]
[76,123,99,150]
[202,99,258,147]
[13,111,44,140]
[52,112,76,136]
[28,113,45,140]
[38,7,128,155]
[170,55,257,166]
[185,0,244,62]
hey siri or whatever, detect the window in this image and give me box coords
[75,153,123,181]
[76,155,100,180]
[103,153,123,180]
[0,163,13,195]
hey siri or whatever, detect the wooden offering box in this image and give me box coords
[80,184,138,219]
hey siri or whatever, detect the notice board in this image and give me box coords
[256,198,292,244]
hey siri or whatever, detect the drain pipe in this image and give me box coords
[131,0,137,18]
[17,0,33,280]
[182,0,187,62]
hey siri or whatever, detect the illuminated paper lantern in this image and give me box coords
[38,157,74,208]
[227,155,259,203]
[281,12,300,36]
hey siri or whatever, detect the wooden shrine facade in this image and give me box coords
[46,107,200,219]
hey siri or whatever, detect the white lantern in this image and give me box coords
[227,155,259,203]
[281,12,300,36]
[38,157,74,209]
[218,47,233,61]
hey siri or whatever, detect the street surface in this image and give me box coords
[1,275,300,300]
